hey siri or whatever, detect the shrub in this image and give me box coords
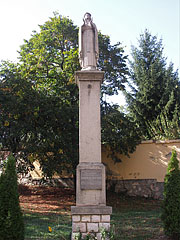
[0,154,24,240]
[161,149,180,239]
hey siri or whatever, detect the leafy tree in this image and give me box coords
[101,104,140,162]
[0,154,24,240]
[0,13,140,178]
[125,29,180,140]
[0,60,79,177]
[161,150,180,239]
[98,33,128,96]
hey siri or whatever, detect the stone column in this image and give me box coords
[71,70,112,240]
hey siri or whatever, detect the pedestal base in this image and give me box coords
[71,206,112,240]
[76,163,106,206]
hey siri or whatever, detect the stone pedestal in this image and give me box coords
[71,206,112,240]
[76,162,106,206]
[71,71,112,239]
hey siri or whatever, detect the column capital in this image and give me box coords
[75,70,104,85]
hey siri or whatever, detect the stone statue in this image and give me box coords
[79,12,99,70]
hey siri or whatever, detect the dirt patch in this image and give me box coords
[19,184,75,215]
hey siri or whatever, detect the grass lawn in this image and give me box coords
[20,186,166,240]
[108,192,164,239]
[111,208,163,239]
[24,212,71,239]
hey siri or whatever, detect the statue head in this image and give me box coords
[83,12,92,25]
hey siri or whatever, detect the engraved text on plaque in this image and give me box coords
[80,169,102,190]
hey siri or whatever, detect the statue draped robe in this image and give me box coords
[79,22,99,70]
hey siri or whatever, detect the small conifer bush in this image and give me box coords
[0,154,24,240]
[161,149,180,239]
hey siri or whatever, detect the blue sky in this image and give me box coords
[0,0,179,104]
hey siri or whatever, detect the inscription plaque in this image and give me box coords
[80,169,102,190]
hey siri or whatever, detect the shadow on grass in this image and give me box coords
[111,209,163,239]
[107,192,164,239]
[24,190,165,240]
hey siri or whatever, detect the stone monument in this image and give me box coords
[71,13,112,239]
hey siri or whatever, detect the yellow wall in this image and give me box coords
[102,140,180,182]
[29,140,180,182]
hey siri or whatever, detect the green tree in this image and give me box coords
[125,29,180,140]
[0,60,79,177]
[101,104,140,162]
[0,13,140,178]
[0,154,24,240]
[161,150,180,239]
